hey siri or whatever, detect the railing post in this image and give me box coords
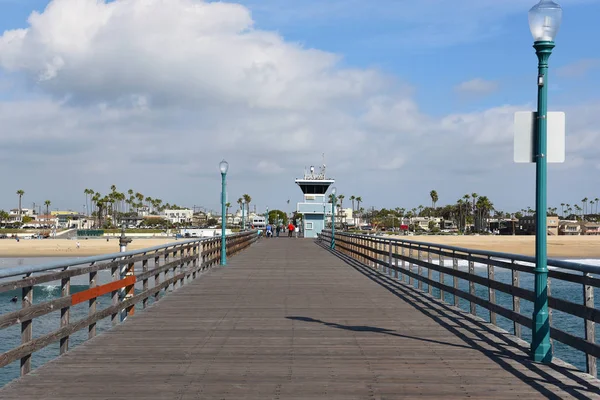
[142,256,149,309]
[192,243,198,280]
[439,252,445,302]
[88,269,97,339]
[388,240,393,277]
[402,245,407,283]
[469,258,476,316]
[60,270,70,354]
[164,248,171,292]
[427,248,433,295]
[417,248,423,291]
[512,260,521,338]
[452,253,459,307]
[547,275,553,348]
[408,247,414,287]
[111,258,119,326]
[154,251,161,302]
[487,255,496,325]
[584,272,597,377]
[20,274,33,376]
[179,245,185,288]
[118,225,133,322]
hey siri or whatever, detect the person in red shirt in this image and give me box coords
[288,223,295,237]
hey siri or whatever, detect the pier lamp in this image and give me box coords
[529,0,562,364]
[219,159,229,265]
[330,187,337,250]
[241,198,246,231]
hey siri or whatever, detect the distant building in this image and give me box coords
[518,216,559,236]
[295,162,334,239]
[161,209,193,224]
[559,220,581,235]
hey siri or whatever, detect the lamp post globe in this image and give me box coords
[219,160,228,266]
[529,0,562,42]
[330,187,336,250]
[219,160,229,175]
[529,0,561,365]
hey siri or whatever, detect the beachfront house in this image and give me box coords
[410,217,441,232]
[161,209,193,225]
[583,222,600,235]
[559,220,581,235]
[518,216,559,236]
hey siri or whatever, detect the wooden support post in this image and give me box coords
[154,252,161,302]
[111,261,119,326]
[469,259,476,316]
[60,272,70,354]
[417,249,423,291]
[402,245,407,283]
[179,246,185,288]
[547,275,553,347]
[20,275,33,376]
[125,259,135,317]
[164,249,171,292]
[142,257,149,309]
[407,246,412,285]
[192,244,198,279]
[439,252,445,302]
[453,254,459,307]
[512,261,521,338]
[388,241,393,277]
[487,255,496,325]
[88,270,97,339]
[427,249,433,295]
[584,272,597,377]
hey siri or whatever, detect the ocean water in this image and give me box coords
[0,257,162,387]
[386,257,600,376]
[1,257,600,387]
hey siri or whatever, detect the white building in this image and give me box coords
[161,209,193,224]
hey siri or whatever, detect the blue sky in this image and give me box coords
[0,0,599,214]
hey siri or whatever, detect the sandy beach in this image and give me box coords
[0,235,599,259]
[0,238,178,258]
[389,235,600,259]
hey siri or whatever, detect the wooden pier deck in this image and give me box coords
[1,238,600,399]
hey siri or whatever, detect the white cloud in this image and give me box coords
[454,78,498,97]
[0,0,598,214]
[557,59,600,78]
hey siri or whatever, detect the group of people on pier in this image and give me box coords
[265,222,296,238]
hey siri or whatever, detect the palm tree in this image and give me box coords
[430,190,438,209]
[582,197,588,216]
[243,194,252,217]
[560,202,565,217]
[16,190,25,218]
[595,198,600,215]
[44,200,51,219]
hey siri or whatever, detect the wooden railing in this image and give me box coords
[319,230,600,377]
[0,231,257,378]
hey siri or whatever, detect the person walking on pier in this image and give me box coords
[288,222,295,237]
[266,223,273,238]
[276,225,281,237]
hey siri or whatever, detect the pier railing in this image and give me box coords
[0,231,257,378]
[320,230,600,377]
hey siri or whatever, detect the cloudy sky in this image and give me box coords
[0,0,599,215]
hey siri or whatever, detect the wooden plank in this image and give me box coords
[71,276,136,306]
